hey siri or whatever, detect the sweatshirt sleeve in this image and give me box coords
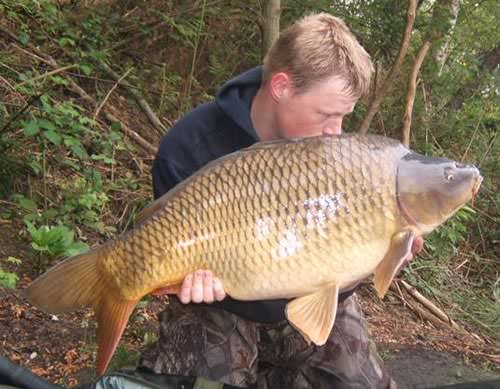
[152,154,189,199]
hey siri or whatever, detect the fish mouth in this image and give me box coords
[471,174,483,207]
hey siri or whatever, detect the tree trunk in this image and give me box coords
[400,0,463,145]
[434,0,461,76]
[401,40,431,146]
[261,0,281,58]
[359,0,417,134]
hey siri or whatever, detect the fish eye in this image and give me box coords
[444,167,454,181]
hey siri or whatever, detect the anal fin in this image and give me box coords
[286,285,339,346]
[374,230,416,298]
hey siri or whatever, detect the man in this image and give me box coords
[140,12,421,388]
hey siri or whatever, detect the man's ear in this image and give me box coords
[269,72,292,102]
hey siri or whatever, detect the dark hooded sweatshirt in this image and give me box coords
[153,66,354,323]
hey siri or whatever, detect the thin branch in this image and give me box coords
[15,64,78,88]
[461,110,484,161]
[98,61,166,136]
[477,131,497,168]
[94,67,133,120]
[10,43,53,66]
[103,111,157,155]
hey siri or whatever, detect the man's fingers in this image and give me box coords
[177,270,226,304]
[411,236,424,256]
[179,274,193,304]
[203,271,215,303]
[191,270,204,303]
[213,277,226,301]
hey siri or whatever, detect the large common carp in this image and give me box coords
[25,134,482,375]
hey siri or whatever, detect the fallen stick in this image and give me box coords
[399,280,461,331]
[390,283,440,325]
[15,64,78,87]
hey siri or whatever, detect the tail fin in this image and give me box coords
[24,245,107,313]
[24,244,140,376]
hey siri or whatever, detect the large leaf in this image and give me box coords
[23,120,40,136]
[44,130,62,145]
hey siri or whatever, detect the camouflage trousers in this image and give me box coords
[139,293,394,389]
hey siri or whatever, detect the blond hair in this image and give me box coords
[263,13,373,98]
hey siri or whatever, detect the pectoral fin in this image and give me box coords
[374,230,416,298]
[286,285,339,346]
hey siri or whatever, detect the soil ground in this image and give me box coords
[1,222,499,388]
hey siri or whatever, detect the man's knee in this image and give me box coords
[139,300,258,387]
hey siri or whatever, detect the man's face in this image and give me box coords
[272,75,358,140]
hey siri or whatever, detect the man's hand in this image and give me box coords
[178,270,226,304]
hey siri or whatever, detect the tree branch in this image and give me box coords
[401,40,431,146]
[358,0,417,134]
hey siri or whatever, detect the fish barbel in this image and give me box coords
[24,134,482,375]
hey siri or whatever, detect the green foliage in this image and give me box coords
[0,268,19,288]
[424,206,476,260]
[22,96,94,159]
[58,172,115,235]
[25,221,88,258]
[107,345,140,372]
[0,257,21,288]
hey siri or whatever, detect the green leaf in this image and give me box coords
[0,208,12,220]
[38,119,56,131]
[58,37,75,47]
[91,154,115,164]
[24,120,40,136]
[0,269,18,289]
[65,242,89,257]
[50,75,67,86]
[29,160,42,175]
[23,213,42,223]
[32,242,49,252]
[70,144,88,159]
[80,63,93,76]
[42,208,58,219]
[62,159,81,170]
[6,256,22,265]
[78,193,98,209]
[15,196,38,211]
[110,121,122,131]
[63,136,81,146]
[40,94,52,112]
[44,130,62,145]
[18,32,30,46]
